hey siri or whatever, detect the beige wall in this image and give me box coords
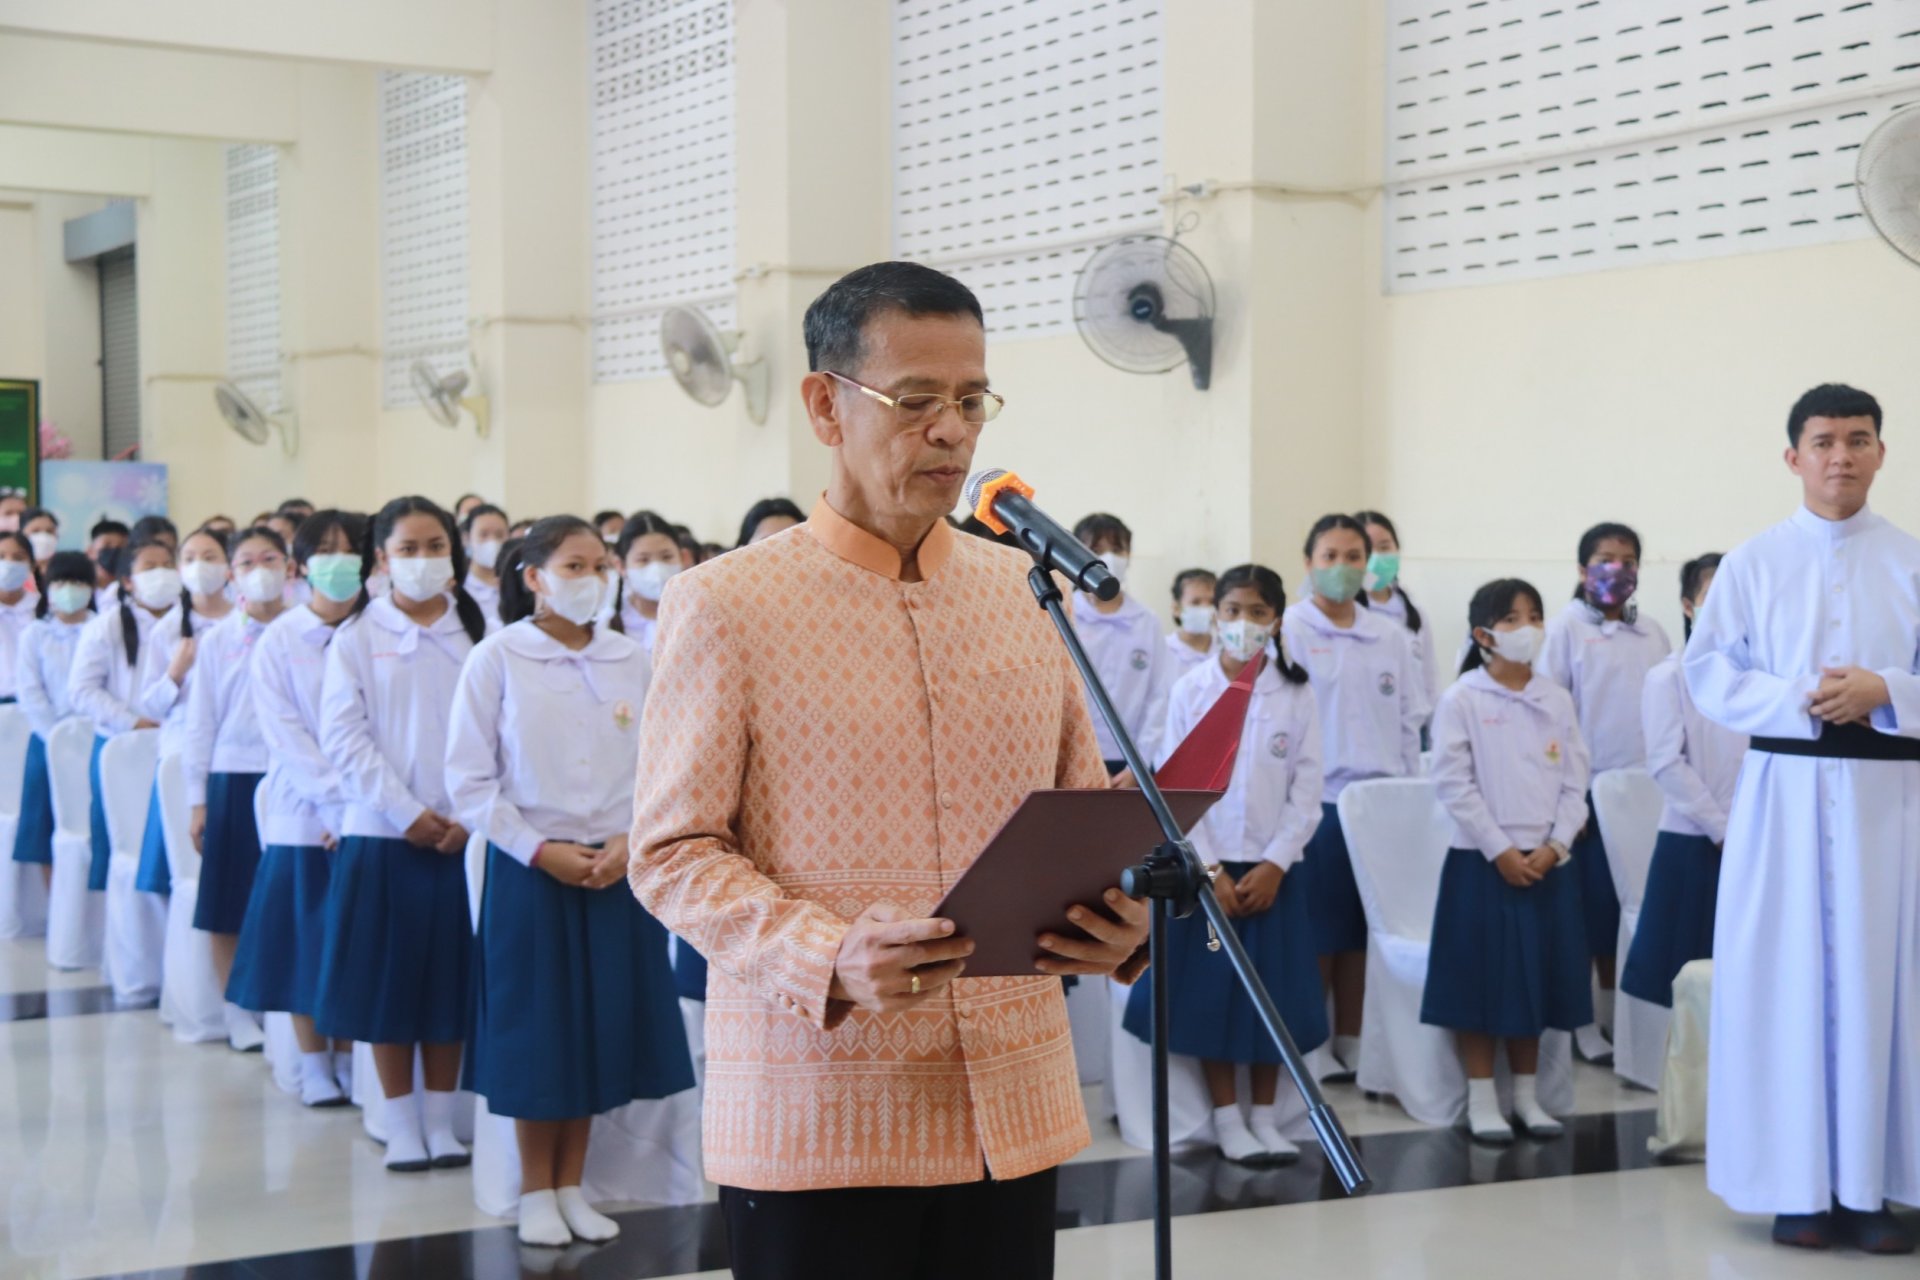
[0,189,109,466]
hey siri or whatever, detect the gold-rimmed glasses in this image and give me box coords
[824,370,1005,428]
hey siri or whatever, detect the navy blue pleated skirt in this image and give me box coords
[1571,792,1618,960]
[1302,803,1368,955]
[1618,831,1720,1009]
[87,735,110,891]
[314,834,470,1045]
[134,778,170,895]
[1122,861,1329,1064]
[1421,848,1593,1039]
[673,938,708,1002]
[227,844,332,1016]
[191,772,264,934]
[465,846,694,1120]
[11,733,53,865]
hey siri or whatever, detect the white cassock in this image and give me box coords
[1684,504,1920,1216]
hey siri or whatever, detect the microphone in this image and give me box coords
[965,469,1120,601]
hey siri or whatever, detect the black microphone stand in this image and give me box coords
[1025,565,1370,1279]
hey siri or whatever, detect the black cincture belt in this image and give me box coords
[1752,720,1920,762]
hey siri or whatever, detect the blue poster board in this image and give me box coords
[40,461,170,550]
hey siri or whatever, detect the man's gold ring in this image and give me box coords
[910,973,921,995]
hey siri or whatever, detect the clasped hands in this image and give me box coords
[828,892,1150,1014]
[1809,666,1889,727]
[1494,846,1562,889]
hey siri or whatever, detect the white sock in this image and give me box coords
[1575,1023,1613,1061]
[224,1003,264,1051]
[1466,1077,1512,1142]
[1513,1073,1563,1137]
[333,1049,354,1095]
[517,1189,571,1248]
[1594,987,1616,1034]
[555,1186,619,1243]
[298,1051,347,1107]
[1246,1104,1299,1160]
[1212,1104,1264,1163]
[422,1088,468,1165]
[383,1093,429,1171]
[1334,1035,1362,1071]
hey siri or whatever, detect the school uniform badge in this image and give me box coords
[1130,648,1150,672]
[613,700,636,731]
[1377,672,1396,697]
[1545,739,1562,765]
[1268,732,1290,759]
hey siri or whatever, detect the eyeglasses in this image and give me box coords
[824,371,1004,428]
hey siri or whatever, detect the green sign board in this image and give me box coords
[0,379,39,504]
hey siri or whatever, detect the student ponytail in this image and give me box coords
[1214,564,1309,685]
[496,537,534,625]
[1459,578,1546,676]
[351,496,486,645]
[1679,553,1723,643]
[37,551,96,621]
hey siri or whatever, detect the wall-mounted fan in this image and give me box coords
[661,305,769,424]
[410,359,490,437]
[1859,104,1920,269]
[212,381,297,456]
[1072,235,1216,390]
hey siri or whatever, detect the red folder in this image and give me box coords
[933,651,1264,977]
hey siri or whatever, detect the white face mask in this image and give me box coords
[1480,624,1545,667]
[539,569,607,627]
[469,538,503,570]
[386,556,453,602]
[238,565,287,604]
[0,560,30,592]
[1101,554,1129,589]
[626,561,679,603]
[180,560,228,598]
[132,567,182,609]
[1217,618,1273,663]
[26,531,57,562]
[49,582,92,616]
[1177,604,1215,636]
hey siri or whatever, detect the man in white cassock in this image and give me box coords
[1685,383,1918,1254]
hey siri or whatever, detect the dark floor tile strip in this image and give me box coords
[0,985,154,1022]
[88,1110,1663,1280]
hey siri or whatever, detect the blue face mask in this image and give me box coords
[306,553,363,603]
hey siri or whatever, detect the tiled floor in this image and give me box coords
[0,953,1909,1280]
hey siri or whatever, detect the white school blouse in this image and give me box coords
[1071,591,1174,763]
[1161,656,1323,870]
[1429,668,1591,860]
[1162,630,1213,679]
[252,605,348,848]
[1640,652,1746,844]
[619,600,659,653]
[464,572,503,635]
[1281,599,1425,800]
[1540,597,1672,772]
[15,616,87,738]
[1367,588,1439,714]
[69,604,162,738]
[181,610,276,805]
[321,595,476,840]
[0,593,36,701]
[137,603,223,759]
[446,620,653,864]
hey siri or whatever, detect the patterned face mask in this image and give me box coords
[1583,561,1638,608]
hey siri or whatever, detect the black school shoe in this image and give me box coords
[1834,1203,1917,1255]
[1771,1211,1833,1249]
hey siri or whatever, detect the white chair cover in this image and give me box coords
[1650,959,1712,1160]
[1591,767,1668,1090]
[0,705,47,939]
[1339,779,1573,1128]
[155,753,224,1042]
[44,717,102,971]
[463,829,704,1216]
[100,730,163,1003]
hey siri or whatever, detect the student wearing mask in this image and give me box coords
[591,510,625,546]
[22,508,60,573]
[1422,579,1591,1145]
[1070,512,1174,775]
[1283,514,1426,1083]
[132,526,235,898]
[1126,564,1326,1165]
[616,512,682,652]
[448,516,692,1247]
[69,528,172,898]
[12,553,95,879]
[1165,568,1218,678]
[87,520,130,596]
[183,527,291,1051]
[460,504,511,634]
[1539,521,1672,1063]
[1354,512,1438,717]
[0,492,24,532]
[232,511,363,1105]
[734,497,805,549]
[314,495,484,1174]
[0,533,38,701]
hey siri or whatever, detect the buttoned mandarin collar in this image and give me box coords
[804,496,955,583]
[1792,503,1876,543]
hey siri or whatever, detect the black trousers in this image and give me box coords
[718,1167,1059,1280]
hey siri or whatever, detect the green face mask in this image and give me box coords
[305,553,364,603]
[1311,564,1366,606]
[1365,551,1400,592]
